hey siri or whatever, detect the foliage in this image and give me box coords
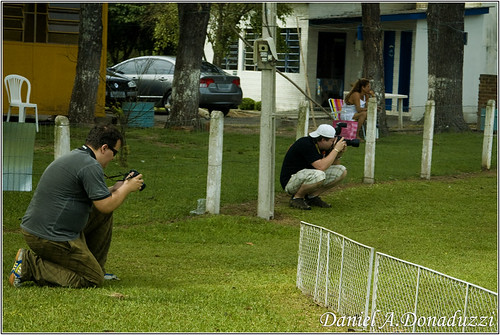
[149,3,179,55]
[254,101,262,111]
[107,3,294,68]
[238,97,256,110]
[107,4,156,65]
[210,3,292,67]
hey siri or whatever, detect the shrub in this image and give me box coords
[239,97,255,110]
[255,101,262,111]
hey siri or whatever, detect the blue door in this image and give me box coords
[397,31,412,111]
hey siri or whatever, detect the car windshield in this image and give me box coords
[201,62,225,75]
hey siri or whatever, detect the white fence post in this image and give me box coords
[54,115,70,160]
[206,111,224,214]
[363,97,377,184]
[296,101,309,140]
[481,100,496,170]
[421,100,435,179]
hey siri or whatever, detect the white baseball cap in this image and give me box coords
[309,124,336,138]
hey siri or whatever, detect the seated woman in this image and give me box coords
[342,78,374,140]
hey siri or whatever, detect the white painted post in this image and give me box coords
[363,97,377,184]
[420,100,435,179]
[296,101,309,139]
[206,110,224,214]
[481,100,496,170]
[54,115,70,160]
[257,3,277,220]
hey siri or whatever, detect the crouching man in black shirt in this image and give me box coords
[280,124,347,210]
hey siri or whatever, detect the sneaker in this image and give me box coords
[9,248,25,288]
[306,195,332,208]
[104,273,120,281]
[290,197,311,210]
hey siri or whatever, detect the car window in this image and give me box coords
[144,59,174,75]
[201,62,225,75]
[115,59,146,75]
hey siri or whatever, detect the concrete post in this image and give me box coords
[206,110,224,214]
[420,100,435,179]
[296,101,309,140]
[257,2,277,220]
[481,99,496,170]
[54,115,70,160]
[363,97,377,184]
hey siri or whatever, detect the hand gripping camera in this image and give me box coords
[123,169,146,191]
[334,123,360,147]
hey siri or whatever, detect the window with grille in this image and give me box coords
[243,28,301,73]
[3,3,80,44]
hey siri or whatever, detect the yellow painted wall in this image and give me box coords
[3,4,108,118]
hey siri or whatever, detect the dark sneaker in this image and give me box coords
[9,248,25,288]
[306,196,332,208]
[290,197,311,210]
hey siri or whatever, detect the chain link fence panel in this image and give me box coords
[371,252,498,333]
[297,221,374,324]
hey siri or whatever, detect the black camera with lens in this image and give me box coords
[123,169,146,191]
[334,122,360,147]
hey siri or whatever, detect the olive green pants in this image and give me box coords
[21,206,113,288]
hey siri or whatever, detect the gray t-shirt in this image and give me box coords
[21,148,111,241]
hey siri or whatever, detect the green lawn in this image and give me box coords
[2,124,497,332]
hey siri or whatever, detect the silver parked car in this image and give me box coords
[109,55,242,115]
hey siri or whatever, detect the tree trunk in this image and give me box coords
[361,4,388,136]
[167,3,211,128]
[427,3,468,132]
[68,3,103,125]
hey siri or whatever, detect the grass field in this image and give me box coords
[2,123,497,332]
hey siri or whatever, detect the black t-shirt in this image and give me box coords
[280,136,322,189]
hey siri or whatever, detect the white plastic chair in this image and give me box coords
[4,74,39,132]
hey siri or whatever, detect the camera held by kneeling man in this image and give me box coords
[280,124,347,210]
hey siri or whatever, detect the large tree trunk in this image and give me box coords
[167,3,211,128]
[68,3,103,125]
[427,3,468,132]
[361,3,388,136]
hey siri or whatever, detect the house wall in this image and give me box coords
[411,19,429,121]
[213,3,497,121]
[2,5,108,118]
[411,5,497,123]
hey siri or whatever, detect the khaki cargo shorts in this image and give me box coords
[284,165,346,195]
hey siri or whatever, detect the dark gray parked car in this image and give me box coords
[109,55,242,115]
[105,68,137,106]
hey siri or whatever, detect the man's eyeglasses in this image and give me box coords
[108,146,118,157]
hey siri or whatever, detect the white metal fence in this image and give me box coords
[297,221,498,333]
[296,221,374,320]
[371,252,498,333]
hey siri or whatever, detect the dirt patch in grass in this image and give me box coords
[220,170,497,226]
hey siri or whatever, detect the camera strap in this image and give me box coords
[77,145,96,160]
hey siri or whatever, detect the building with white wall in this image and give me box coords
[205,2,497,123]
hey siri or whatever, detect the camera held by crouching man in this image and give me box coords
[123,169,146,191]
[334,123,360,147]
